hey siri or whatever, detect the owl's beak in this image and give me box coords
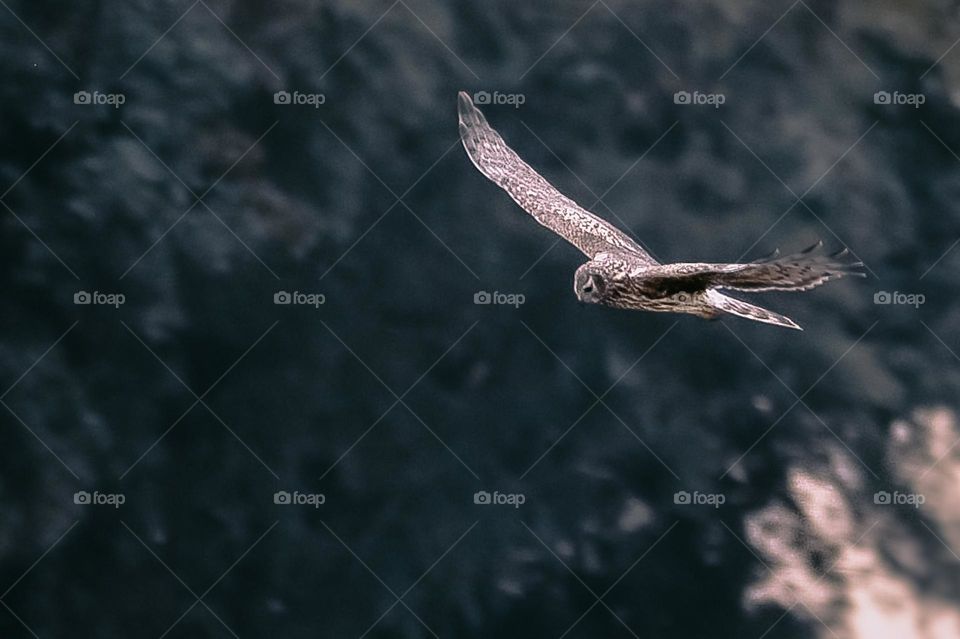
[576,274,600,302]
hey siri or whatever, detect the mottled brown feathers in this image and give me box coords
[458,92,863,330]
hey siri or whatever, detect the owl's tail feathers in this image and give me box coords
[714,242,865,292]
[704,289,802,330]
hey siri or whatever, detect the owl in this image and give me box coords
[458,91,863,329]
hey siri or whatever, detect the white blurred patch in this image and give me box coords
[618,497,654,533]
[889,407,960,551]
[751,394,774,414]
[742,407,960,638]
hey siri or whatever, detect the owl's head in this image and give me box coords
[574,259,614,304]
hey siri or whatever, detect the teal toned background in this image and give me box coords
[1,1,959,637]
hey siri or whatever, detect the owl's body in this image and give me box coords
[458,92,864,330]
[576,254,718,316]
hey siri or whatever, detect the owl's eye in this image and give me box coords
[583,274,603,295]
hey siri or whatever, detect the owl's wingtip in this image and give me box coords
[457,91,486,130]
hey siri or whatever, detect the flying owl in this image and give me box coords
[457,92,863,330]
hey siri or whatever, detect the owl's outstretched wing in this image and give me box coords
[646,242,865,293]
[458,91,656,263]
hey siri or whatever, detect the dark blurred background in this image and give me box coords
[2,1,960,637]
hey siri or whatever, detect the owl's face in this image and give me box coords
[574,262,610,304]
